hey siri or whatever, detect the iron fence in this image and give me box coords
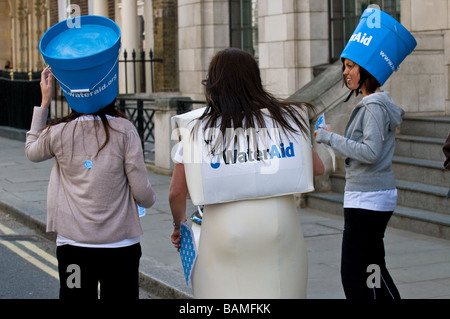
[177,99,206,114]
[1,67,197,164]
[0,71,41,130]
[119,49,163,94]
[116,97,156,146]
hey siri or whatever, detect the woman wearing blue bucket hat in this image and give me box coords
[25,17,156,300]
[315,8,417,299]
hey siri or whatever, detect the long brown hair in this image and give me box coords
[197,48,315,154]
[44,99,127,155]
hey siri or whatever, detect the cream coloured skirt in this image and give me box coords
[191,195,307,299]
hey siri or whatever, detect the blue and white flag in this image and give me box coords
[315,113,336,172]
[179,222,198,286]
[315,113,326,131]
[137,205,146,218]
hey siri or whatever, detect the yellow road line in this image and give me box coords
[0,222,57,265]
[0,239,59,280]
[17,240,58,267]
[0,222,15,235]
[0,222,59,280]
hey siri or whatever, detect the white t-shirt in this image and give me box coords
[173,142,183,164]
[56,234,140,248]
[344,188,397,212]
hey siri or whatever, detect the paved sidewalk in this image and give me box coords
[1,135,450,299]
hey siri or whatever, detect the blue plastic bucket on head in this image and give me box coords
[39,15,121,114]
[340,8,417,86]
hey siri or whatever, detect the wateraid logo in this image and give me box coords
[347,6,380,47]
[210,142,295,169]
[349,32,373,47]
[210,155,221,169]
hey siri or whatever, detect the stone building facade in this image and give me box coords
[384,0,450,116]
[2,0,51,75]
[1,0,449,115]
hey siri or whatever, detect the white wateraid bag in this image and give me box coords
[171,107,314,206]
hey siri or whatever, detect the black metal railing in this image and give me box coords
[0,70,41,130]
[116,96,156,147]
[119,49,163,94]
[51,78,68,119]
[0,70,41,81]
[177,100,206,114]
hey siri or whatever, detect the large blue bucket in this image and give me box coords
[340,8,417,86]
[40,15,121,114]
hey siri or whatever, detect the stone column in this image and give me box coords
[90,0,109,17]
[258,0,328,98]
[120,0,140,93]
[144,0,154,92]
[178,0,229,101]
[153,97,191,173]
[385,0,449,115]
[34,0,49,71]
[152,0,178,92]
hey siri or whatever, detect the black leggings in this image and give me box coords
[341,208,400,299]
[56,243,142,300]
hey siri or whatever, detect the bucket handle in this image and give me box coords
[394,25,401,72]
[44,55,119,94]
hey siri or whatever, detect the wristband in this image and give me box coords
[173,220,187,229]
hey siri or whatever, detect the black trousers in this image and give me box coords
[56,243,142,300]
[341,208,401,299]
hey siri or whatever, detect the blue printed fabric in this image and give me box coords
[179,223,197,286]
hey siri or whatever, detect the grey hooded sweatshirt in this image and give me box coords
[316,91,405,192]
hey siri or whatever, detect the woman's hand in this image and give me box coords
[171,227,182,252]
[40,67,53,108]
[314,125,332,137]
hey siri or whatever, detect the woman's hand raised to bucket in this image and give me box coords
[40,67,53,109]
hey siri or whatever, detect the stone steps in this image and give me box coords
[392,156,448,188]
[306,191,450,239]
[306,116,450,239]
[400,116,450,138]
[395,134,446,162]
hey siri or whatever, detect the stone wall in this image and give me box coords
[177,0,330,101]
[383,0,450,115]
[178,0,229,101]
[258,0,329,98]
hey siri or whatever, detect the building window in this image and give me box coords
[229,0,258,59]
[329,0,400,62]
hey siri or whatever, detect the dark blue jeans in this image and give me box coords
[341,208,401,299]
